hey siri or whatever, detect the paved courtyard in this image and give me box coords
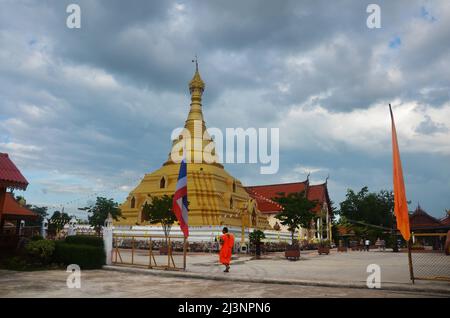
[113,248,450,289]
[1,249,448,298]
[0,268,446,298]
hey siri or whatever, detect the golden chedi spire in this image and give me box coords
[185,57,206,130]
[165,58,220,165]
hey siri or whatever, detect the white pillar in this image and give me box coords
[41,218,48,239]
[19,220,25,236]
[316,218,321,240]
[67,217,77,236]
[326,210,330,240]
[103,214,113,265]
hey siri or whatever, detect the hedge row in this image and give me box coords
[65,235,104,248]
[54,241,105,269]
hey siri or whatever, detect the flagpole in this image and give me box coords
[407,239,414,284]
[183,142,189,260]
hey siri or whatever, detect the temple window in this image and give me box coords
[140,202,150,223]
[160,177,166,189]
[130,197,136,209]
[232,180,236,192]
[230,197,234,209]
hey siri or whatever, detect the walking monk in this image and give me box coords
[219,227,234,272]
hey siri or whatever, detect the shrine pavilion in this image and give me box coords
[0,153,37,239]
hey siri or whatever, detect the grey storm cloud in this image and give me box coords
[0,0,449,217]
[415,115,448,135]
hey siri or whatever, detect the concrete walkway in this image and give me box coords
[0,269,447,298]
[107,249,450,294]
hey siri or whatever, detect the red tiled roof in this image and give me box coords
[246,181,307,201]
[245,187,283,214]
[409,205,443,229]
[307,184,326,212]
[2,192,37,219]
[0,153,28,190]
[245,181,330,215]
[441,216,450,226]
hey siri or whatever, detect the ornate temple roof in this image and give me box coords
[246,181,308,198]
[441,215,450,226]
[245,187,283,213]
[0,153,29,190]
[1,192,37,220]
[409,204,448,230]
[245,179,331,215]
[307,184,330,212]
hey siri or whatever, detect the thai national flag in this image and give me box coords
[173,156,189,238]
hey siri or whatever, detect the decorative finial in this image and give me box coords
[306,172,310,181]
[325,174,329,184]
[189,54,205,94]
[192,55,199,72]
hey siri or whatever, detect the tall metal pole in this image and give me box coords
[407,239,414,284]
[241,214,245,246]
[183,237,187,270]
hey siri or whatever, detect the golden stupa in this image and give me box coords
[117,62,270,231]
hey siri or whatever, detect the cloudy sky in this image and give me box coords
[1,0,449,219]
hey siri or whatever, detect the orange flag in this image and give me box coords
[389,104,411,241]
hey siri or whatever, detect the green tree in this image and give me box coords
[273,191,317,245]
[249,230,265,258]
[249,229,265,244]
[338,187,394,227]
[12,195,48,227]
[28,206,48,227]
[81,197,122,233]
[142,195,177,244]
[338,187,396,242]
[15,195,26,205]
[328,201,340,244]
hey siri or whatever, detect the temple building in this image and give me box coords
[409,204,450,233]
[118,64,271,237]
[245,178,333,240]
[117,65,333,243]
[0,153,37,241]
[409,205,450,251]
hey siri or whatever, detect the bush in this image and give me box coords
[65,235,104,248]
[25,240,55,264]
[2,256,29,271]
[30,235,44,241]
[54,241,105,269]
[318,239,331,248]
[249,230,265,244]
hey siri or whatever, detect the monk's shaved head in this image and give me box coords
[223,227,228,233]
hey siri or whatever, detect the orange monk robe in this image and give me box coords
[219,233,234,265]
